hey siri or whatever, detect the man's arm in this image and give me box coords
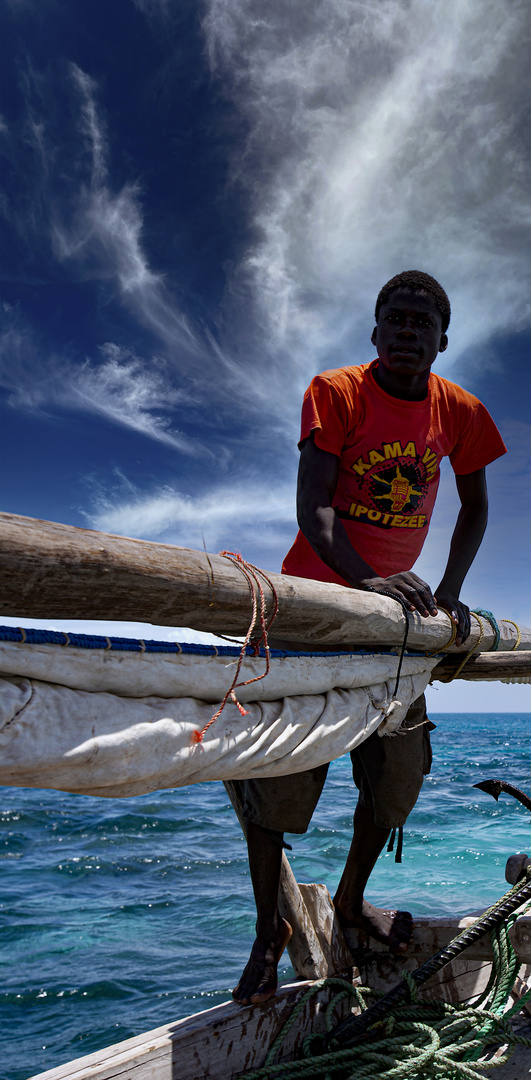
[296,435,438,619]
[434,468,488,645]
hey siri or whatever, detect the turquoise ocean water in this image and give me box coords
[1,713,530,1080]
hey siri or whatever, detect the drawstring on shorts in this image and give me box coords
[387,825,404,863]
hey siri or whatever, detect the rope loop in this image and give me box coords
[445,612,485,683]
[191,551,279,745]
[402,969,419,1003]
[472,608,501,651]
[426,605,458,654]
[500,618,522,651]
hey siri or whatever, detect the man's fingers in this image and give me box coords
[461,611,471,644]
[399,577,438,617]
[421,590,438,615]
[455,604,471,646]
[401,586,430,616]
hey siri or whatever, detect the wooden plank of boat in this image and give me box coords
[28,917,531,1080]
[26,977,356,1080]
[1,512,529,652]
[345,914,531,1002]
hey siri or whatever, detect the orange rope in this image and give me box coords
[191,552,279,744]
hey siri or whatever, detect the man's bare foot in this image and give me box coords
[336,899,412,953]
[232,918,292,1005]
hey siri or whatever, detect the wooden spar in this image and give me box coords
[0,512,529,653]
[432,652,531,681]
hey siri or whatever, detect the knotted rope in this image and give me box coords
[191,552,279,744]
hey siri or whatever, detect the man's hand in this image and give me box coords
[360,572,438,618]
[433,593,471,647]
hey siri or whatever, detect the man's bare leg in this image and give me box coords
[333,803,412,952]
[232,821,292,1005]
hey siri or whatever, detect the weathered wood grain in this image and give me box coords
[432,651,531,681]
[27,979,356,1080]
[298,882,354,974]
[1,512,529,652]
[345,914,531,965]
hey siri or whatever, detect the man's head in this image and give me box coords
[375,270,451,332]
[371,271,450,395]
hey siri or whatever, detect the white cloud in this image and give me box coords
[71,344,206,455]
[10,60,299,435]
[0,325,208,456]
[87,476,298,568]
[51,64,203,360]
[70,66,106,184]
[204,0,531,379]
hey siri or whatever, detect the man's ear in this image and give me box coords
[371,327,378,347]
[439,334,448,353]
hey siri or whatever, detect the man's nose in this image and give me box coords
[396,321,417,336]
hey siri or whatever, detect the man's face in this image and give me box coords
[371,288,447,379]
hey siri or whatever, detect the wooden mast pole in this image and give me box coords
[0,513,529,653]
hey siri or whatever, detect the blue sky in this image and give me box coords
[1,0,530,711]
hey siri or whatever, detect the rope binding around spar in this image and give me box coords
[472,608,501,651]
[191,551,280,745]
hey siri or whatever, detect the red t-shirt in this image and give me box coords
[282,360,507,583]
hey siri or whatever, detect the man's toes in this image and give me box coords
[250,985,277,1005]
[389,911,413,951]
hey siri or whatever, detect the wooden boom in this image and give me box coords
[0,512,529,653]
[432,652,531,681]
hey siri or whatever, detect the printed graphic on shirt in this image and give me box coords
[345,439,439,530]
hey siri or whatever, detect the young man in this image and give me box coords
[232,270,507,1006]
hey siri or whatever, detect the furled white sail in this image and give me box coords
[0,635,438,798]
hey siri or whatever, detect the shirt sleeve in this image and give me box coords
[299,372,358,456]
[449,397,507,475]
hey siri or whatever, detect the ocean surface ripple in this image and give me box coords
[1,713,530,1079]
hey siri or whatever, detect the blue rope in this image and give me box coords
[0,625,439,660]
[472,609,501,651]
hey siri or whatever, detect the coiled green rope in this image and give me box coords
[238,897,531,1080]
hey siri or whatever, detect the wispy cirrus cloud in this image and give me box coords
[1,58,297,442]
[0,61,224,454]
[0,325,208,456]
[204,0,531,379]
[87,476,298,568]
[51,64,202,358]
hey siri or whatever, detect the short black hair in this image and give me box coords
[375,270,451,332]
